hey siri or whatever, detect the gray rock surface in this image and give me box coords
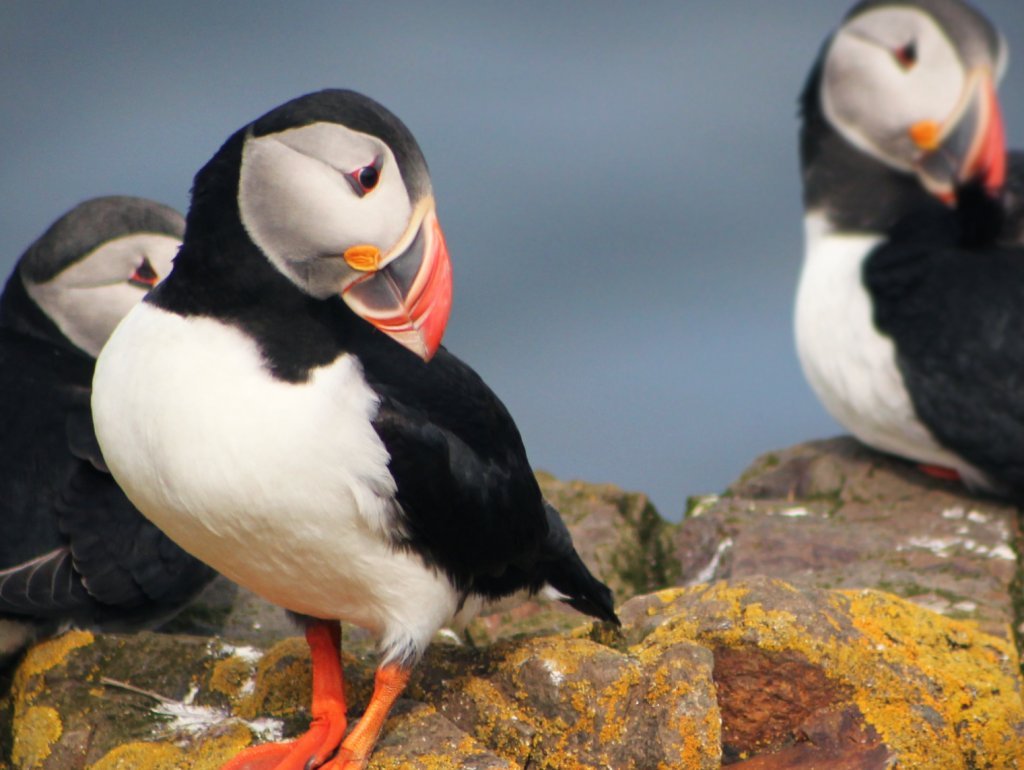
[2,437,1023,769]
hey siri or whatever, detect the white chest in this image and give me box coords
[92,304,458,638]
[794,214,968,472]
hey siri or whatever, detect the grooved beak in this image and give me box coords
[911,68,1006,202]
[340,203,452,361]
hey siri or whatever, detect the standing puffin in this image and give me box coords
[92,90,618,770]
[0,196,216,664]
[794,0,1024,495]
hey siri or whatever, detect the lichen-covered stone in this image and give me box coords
[420,634,721,770]
[10,575,1019,768]
[621,577,1024,767]
[675,437,1022,640]
[4,445,1024,769]
[368,702,520,770]
[467,472,681,644]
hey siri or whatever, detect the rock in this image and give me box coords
[621,577,1024,767]
[5,576,1021,769]
[675,437,1023,640]
[468,472,680,644]
[3,438,1024,768]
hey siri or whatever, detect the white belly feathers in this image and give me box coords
[795,213,980,477]
[92,303,459,640]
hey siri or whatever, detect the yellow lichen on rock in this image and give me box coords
[13,631,94,703]
[186,725,259,770]
[11,706,62,769]
[86,724,252,770]
[17,631,94,680]
[86,742,184,770]
[209,654,253,702]
[626,578,1024,768]
[232,636,309,720]
[841,589,1024,768]
[9,631,95,769]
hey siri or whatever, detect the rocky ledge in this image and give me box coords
[2,437,1022,769]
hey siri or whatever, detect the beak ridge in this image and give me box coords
[341,208,452,361]
[913,69,1007,200]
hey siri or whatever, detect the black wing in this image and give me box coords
[366,345,548,592]
[361,341,617,622]
[865,190,1024,495]
[999,150,1024,244]
[0,329,215,627]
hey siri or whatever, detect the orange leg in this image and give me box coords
[221,620,347,770]
[322,662,411,770]
[918,464,962,482]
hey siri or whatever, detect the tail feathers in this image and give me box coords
[541,499,620,626]
[544,550,620,626]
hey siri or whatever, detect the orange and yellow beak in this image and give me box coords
[910,67,1006,203]
[340,202,452,361]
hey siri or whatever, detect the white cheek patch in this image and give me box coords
[25,233,181,357]
[238,123,414,299]
[823,8,966,169]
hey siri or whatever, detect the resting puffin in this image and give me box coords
[0,196,216,664]
[794,0,1024,496]
[92,90,618,769]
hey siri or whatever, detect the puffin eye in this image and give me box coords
[128,257,159,288]
[893,41,917,70]
[347,157,382,197]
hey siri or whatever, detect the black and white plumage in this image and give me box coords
[0,196,216,663]
[92,91,617,769]
[795,0,1024,496]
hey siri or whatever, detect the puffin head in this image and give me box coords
[226,89,451,362]
[17,196,183,357]
[820,0,1007,203]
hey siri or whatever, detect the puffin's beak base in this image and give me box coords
[341,209,452,361]
[912,69,1007,201]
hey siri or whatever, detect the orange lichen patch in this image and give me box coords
[232,636,310,720]
[11,705,62,769]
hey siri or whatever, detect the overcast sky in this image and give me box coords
[3,1,1023,518]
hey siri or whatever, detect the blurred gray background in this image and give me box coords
[3,1,1023,519]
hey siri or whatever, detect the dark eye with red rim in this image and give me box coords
[128,257,159,288]
[894,41,917,70]
[347,157,382,197]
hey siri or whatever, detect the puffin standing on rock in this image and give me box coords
[794,0,1024,497]
[0,197,216,663]
[92,90,619,770]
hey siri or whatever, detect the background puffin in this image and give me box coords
[0,196,216,664]
[92,90,618,770]
[794,0,1024,497]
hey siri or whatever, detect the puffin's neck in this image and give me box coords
[0,270,88,358]
[148,230,368,384]
[145,127,361,383]
[799,58,933,235]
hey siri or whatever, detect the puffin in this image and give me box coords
[92,90,619,770]
[0,196,216,664]
[794,0,1024,496]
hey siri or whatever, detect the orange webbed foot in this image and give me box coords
[319,662,411,770]
[221,621,346,770]
[918,463,962,482]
